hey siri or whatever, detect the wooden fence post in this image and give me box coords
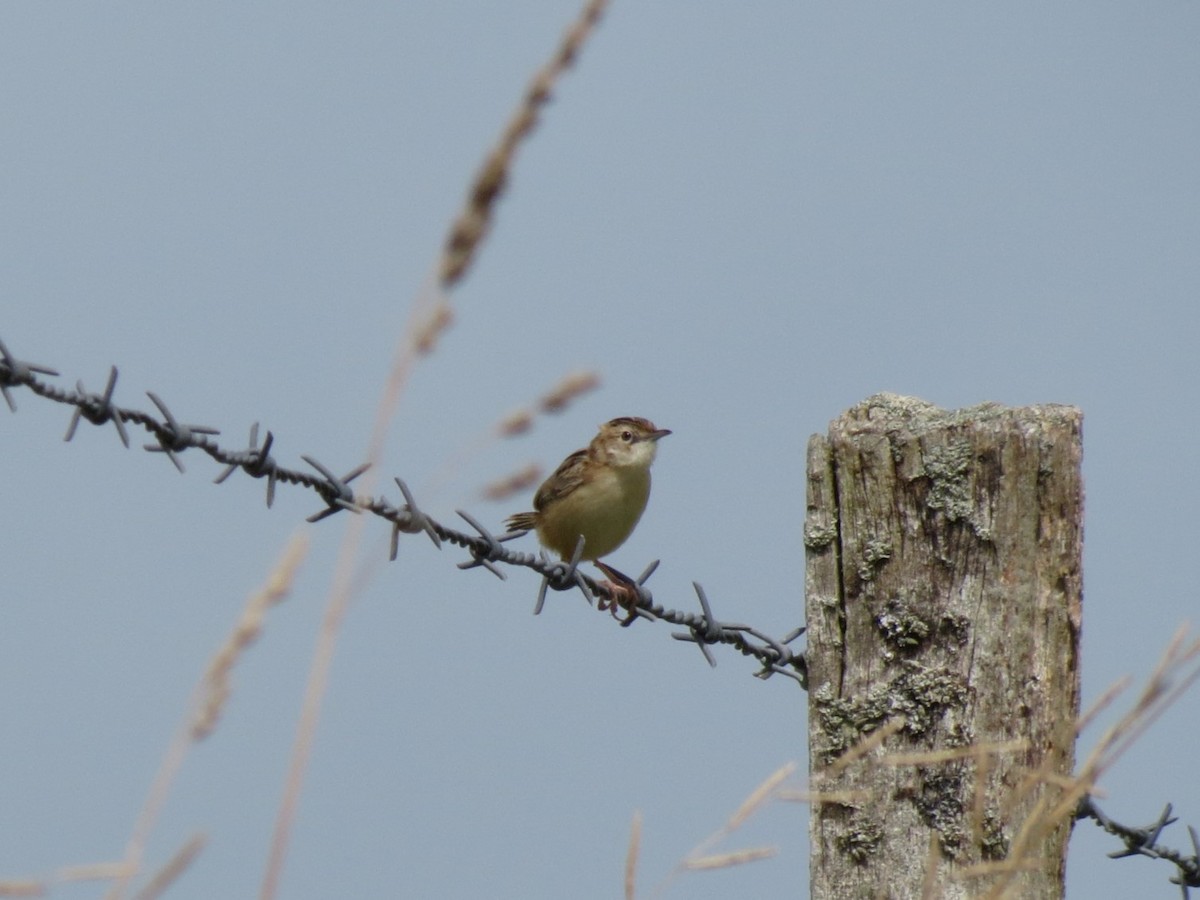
[805,394,1083,899]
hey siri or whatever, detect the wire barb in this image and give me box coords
[455,509,510,580]
[672,583,720,667]
[0,337,60,412]
[1078,795,1200,893]
[143,392,220,473]
[533,535,591,615]
[302,456,370,523]
[65,367,129,447]
[389,477,442,557]
[214,423,281,507]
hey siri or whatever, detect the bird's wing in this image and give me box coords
[533,448,589,511]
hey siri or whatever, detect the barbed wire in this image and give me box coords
[1077,796,1200,897]
[0,336,807,687]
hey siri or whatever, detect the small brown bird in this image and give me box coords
[506,417,670,613]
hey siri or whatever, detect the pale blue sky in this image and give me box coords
[3,3,1199,898]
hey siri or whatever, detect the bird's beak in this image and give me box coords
[647,428,672,442]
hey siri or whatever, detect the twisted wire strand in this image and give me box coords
[1077,796,1200,895]
[0,337,807,687]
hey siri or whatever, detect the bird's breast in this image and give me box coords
[537,466,651,560]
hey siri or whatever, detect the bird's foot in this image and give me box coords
[593,561,642,625]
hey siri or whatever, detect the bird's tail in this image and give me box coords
[504,511,538,534]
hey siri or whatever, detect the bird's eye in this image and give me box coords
[621,430,633,442]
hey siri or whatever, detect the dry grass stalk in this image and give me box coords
[777,788,869,806]
[808,713,1092,899]
[919,830,940,900]
[683,847,778,870]
[130,834,207,900]
[819,717,906,778]
[470,371,597,502]
[261,274,468,895]
[1055,627,1199,814]
[0,880,46,897]
[624,810,642,900]
[540,371,600,414]
[103,535,309,900]
[878,738,1031,858]
[964,625,1200,899]
[413,301,455,356]
[880,739,1028,768]
[1080,625,1200,775]
[641,763,796,898]
[726,764,795,832]
[421,369,599,504]
[59,863,131,882]
[262,552,368,900]
[1073,675,1131,736]
[808,714,1069,898]
[264,5,613,895]
[1034,769,1106,795]
[497,409,535,437]
[688,762,794,858]
[438,0,611,288]
[998,760,1069,824]
[481,462,543,502]
[193,533,310,740]
[957,856,1044,888]
[969,741,994,851]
